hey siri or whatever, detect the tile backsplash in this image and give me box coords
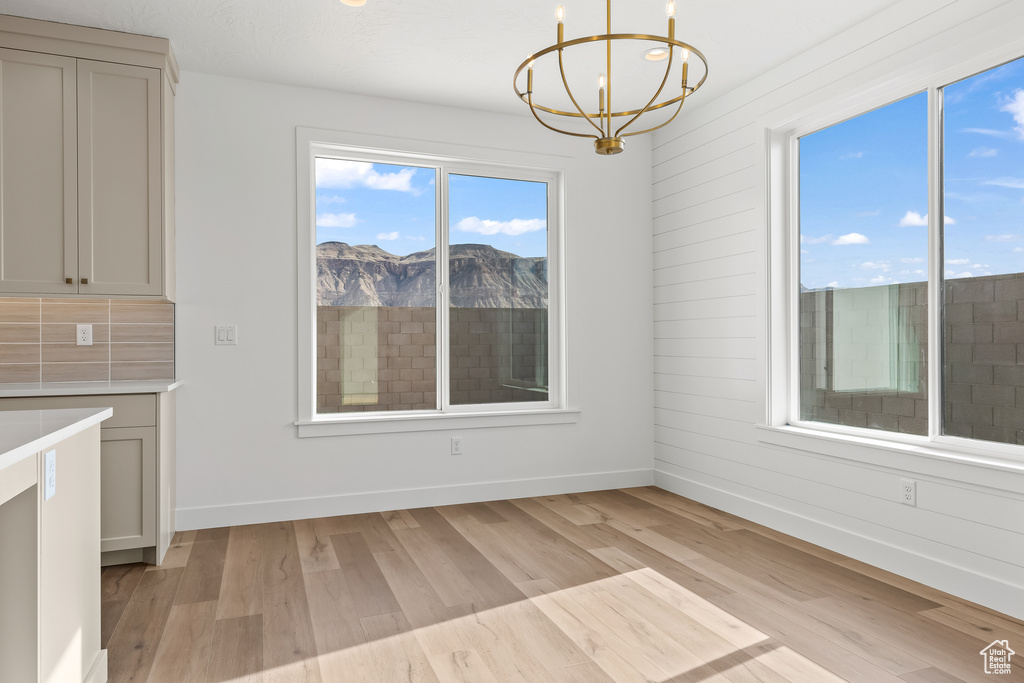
[0,298,174,383]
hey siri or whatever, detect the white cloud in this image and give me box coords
[801,249,809,255]
[947,270,974,279]
[899,211,928,227]
[861,261,890,271]
[901,257,924,264]
[840,152,864,160]
[376,232,399,240]
[1014,247,1024,253]
[316,212,357,228]
[946,258,970,265]
[455,217,546,236]
[827,281,839,288]
[913,269,926,276]
[969,147,998,158]
[315,158,419,193]
[870,275,898,284]
[832,232,869,245]
[801,234,832,245]
[899,211,955,226]
[984,177,1024,189]
[985,234,1016,242]
[1001,89,1024,140]
[963,127,1013,138]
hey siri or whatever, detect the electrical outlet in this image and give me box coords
[76,324,92,346]
[451,436,463,455]
[44,449,56,501]
[900,478,916,506]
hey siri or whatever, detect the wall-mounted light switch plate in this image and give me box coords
[77,324,92,346]
[44,449,56,501]
[215,325,238,345]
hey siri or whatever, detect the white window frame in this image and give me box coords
[294,128,577,437]
[761,46,1024,473]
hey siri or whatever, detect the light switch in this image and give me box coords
[215,325,237,345]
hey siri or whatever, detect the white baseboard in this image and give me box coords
[176,468,654,531]
[84,649,107,683]
[654,468,1024,621]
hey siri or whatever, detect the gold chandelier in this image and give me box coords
[513,0,707,155]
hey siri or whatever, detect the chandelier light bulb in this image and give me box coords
[339,0,366,6]
[599,73,605,88]
[666,0,676,18]
[681,48,689,62]
[556,5,565,22]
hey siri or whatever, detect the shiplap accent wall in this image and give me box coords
[651,0,1024,619]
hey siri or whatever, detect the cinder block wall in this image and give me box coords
[316,306,547,412]
[799,272,1024,444]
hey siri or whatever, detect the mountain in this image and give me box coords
[316,242,548,308]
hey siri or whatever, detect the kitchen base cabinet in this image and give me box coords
[0,391,176,566]
[100,427,156,556]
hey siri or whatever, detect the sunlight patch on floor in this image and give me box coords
[219,562,845,682]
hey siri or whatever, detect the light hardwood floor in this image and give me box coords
[101,488,1024,682]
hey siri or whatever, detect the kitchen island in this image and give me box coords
[0,407,112,683]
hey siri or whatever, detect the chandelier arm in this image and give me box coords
[513,38,707,119]
[605,0,612,135]
[620,88,686,137]
[556,49,606,137]
[526,91,599,139]
[615,47,674,138]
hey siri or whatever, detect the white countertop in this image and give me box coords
[0,407,112,474]
[0,380,182,398]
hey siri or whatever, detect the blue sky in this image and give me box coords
[314,160,548,258]
[799,56,1024,289]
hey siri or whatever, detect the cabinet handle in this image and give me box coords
[81,277,89,285]
[65,277,73,285]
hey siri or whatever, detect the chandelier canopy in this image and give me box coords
[513,0,708,155]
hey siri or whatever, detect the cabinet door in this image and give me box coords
[99,426,156,552]
[0,48,78,294]
[78,60,162,296]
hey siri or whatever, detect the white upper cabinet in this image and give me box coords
[78,60,163,296]
[0,48,77,295]
[0,16,177,300]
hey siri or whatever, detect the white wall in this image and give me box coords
[174,73,655,530]
[651,0,1024,619]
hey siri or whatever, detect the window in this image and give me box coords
[296,134,566,432]
[798,93,929,435]
[784,55,1024,452]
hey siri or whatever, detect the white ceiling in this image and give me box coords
[1,0,898,118]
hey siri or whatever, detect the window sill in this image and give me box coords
[296,408,581,438]
[756,424,1024,493]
